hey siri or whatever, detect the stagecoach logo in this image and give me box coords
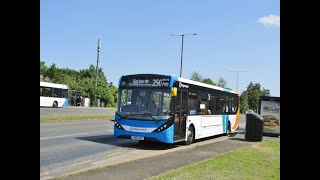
[130,127,147,132]
[179,82,189,89]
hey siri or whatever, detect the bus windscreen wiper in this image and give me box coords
[131,112,158,122]
[116,112,157,122]
[142,112,158,122]
[116,112,134,120]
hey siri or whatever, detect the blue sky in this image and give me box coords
[41,0,280,96]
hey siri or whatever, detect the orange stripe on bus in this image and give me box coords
[232,102,240,130]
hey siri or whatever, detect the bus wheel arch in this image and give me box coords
[185,124,195,145]
[53,101,58,108]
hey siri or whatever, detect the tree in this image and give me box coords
[190,72,203,82]
[40,60,118,107]
[240,91,249,113]
[40,60,47,75]
[202,78,216,86]
[44,63,59,81]
[217,77,227,88]
[246,82,264,112]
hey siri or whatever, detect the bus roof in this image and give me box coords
[177,76,239,95]
[40,81,68,89]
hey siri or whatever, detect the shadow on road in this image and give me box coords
[76,134,178,150]
[229,137,248,141]
[76,133,232,151]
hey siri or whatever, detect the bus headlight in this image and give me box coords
[114,121,124,130]
[152,122,171,132]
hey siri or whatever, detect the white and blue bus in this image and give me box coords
[114,74,240,145]
[40,81,69,108]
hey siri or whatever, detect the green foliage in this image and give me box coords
[40,60,47,75]
[246,82,264,112]
[40,60,118,107]
[217,77,227,88]
[190,72,203,82]
[190,72,219,86]
[202,78,216,86]
[240,91,249,113]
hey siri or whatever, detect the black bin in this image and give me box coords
[245,112,264,142]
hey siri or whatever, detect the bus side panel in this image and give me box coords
[40,97,45,107]
[186,115,225,140]
[60,98,69,107]
[40,97,68,107]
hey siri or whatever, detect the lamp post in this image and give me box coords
[170,33,197,77]
[95,38,101,88]
[229,70,248,92]
[95,38,101,107]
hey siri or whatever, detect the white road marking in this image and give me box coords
[72,160,94,167]
[107,152,122,157]
[40,130,113,140]
[40,176,53,180]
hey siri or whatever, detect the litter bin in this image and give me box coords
[245,112,264,142]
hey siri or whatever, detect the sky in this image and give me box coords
[40,0,280,96]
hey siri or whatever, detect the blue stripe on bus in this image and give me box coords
[226,115,229,132]
[62,99,69,107]
[169,75,178,88]
[222,115,229,133]
[223,88,232,92]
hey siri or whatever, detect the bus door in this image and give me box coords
[173,89,188,141]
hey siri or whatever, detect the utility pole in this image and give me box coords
[95,38,101,88]
[229,70,248,92]
[170,33,197,77]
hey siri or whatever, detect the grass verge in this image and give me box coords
[147,140,280,180]
[40,114,114,123]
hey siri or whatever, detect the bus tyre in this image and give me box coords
[185,126,195,145]
[53,101,58,108]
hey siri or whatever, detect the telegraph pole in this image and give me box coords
[170,33,197,77]
[229,70,248,92]
[95,38,101,88]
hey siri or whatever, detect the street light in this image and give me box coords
[229,70,248,92]
[170,33,198,77]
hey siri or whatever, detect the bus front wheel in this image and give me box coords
[53,101,58,108]
[185,125,195,145]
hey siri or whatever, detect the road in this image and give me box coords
[40,106,116,115]
[40,114,247,179]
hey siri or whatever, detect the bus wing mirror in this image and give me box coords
[171,87,177,96]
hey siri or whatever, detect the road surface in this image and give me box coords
[40,114,247,179]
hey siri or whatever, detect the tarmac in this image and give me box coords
[53,130,280,180]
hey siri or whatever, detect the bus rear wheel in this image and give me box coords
[53,101,58,108]
[185,126,195,145]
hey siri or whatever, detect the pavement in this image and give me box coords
[52,129,280,180]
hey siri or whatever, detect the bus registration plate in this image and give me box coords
[131,136,144,140]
